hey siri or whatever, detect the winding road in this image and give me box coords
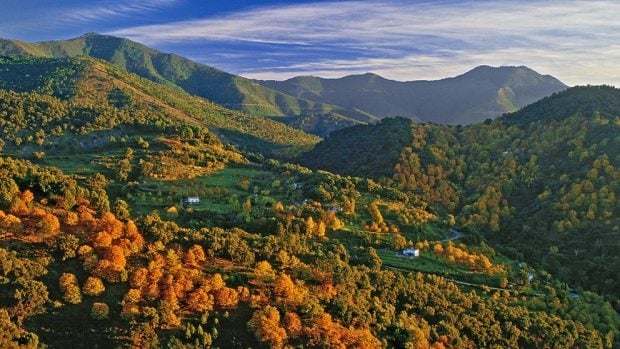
[442,228,463,242]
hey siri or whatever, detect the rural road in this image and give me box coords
[442,228,463,242]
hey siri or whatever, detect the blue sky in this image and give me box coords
[2,0,620,85]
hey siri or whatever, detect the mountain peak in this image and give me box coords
[80,32,103,38]
[462,65,541,78]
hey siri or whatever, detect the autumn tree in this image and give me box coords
[284,312,302,338]
[91,302,110,320]
[187,286,214,313]
[59,273,82,304]
[248,305,288,348]
[56,234,79,260]
[113,198,130,220]
[184,245,206,267]
[254,261,276,283]
[83,276,106,296]
[274,273,306,308]
[38,213,60,235]
[368,201,384,224]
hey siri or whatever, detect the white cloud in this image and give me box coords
[55,0,180,25]
[109,0,620,85]
[38,0,179,28]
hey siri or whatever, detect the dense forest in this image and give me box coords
[300,86,620,304]
[0,54,618,348]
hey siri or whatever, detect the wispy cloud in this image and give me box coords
[108,0,620,85]
[0,0,180,36]
[57,0,180,25]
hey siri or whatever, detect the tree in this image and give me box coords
[91,302,109,320]
[187,286,214,313]
[59,273,82,304]
[113,199,130,220]
[248,306,288,349]
[368,201,384,224]
[56,234,79,260]
[0,178,18,206]
[215,287,239,308]
[316,220,326,237]
[284,312,302,337]
[274,273,306,308]
[0,308,40,347]
[254,261,276,283]
[83,277,106,296]
[38,213,60,235]
[184,245,206,267]
[117,159,132,181]
[12,279,49,322]
[304,217,316,236]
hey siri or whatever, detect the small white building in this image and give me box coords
[185,197,200,204]
[403,248,420,257]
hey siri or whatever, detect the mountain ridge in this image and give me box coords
[1,33,566,129]
[260,65,568,124]
[0,33,368,129]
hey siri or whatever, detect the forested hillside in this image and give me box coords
[0,55,319,157]
[0,34,567,135]
[0,34,364,127]
[0,45,620,348]
[0,53,617,348]
[300,86,620,302]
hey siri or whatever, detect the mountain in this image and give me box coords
[299,86,620,299]
[0,33,371,132]
[0,44,618,349]
[0,55,319,157]
[1,34,565,132]
[261,66,568,125]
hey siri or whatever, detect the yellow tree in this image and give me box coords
[254,261,276,283]
[368,201,384,224]
[83,276,106,296]
[248,305,288,349]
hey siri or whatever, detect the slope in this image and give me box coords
[0,58,618,348]
[261,66,568,125]
[299,86,620,300]
[0,55,319,157]
[0,33,364,129]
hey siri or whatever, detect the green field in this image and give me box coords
[377,249,506,287]
[124,165,293,218]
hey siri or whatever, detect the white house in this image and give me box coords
[403,248,420,257]
[185,197,200,204]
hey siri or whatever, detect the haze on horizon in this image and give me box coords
[1,0,619,86]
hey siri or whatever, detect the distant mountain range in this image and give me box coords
[0,33,567,131]
[261,66,568,125]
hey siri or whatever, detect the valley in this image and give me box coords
[0,35,617,348]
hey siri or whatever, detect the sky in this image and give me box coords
[1,0,620,86]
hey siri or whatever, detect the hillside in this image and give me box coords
[0,34,365,129]
[261,66,567,125]
[0,55,618,348]
[299,86,620,301]
[0,55,319,157]
[1,34,566,131]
